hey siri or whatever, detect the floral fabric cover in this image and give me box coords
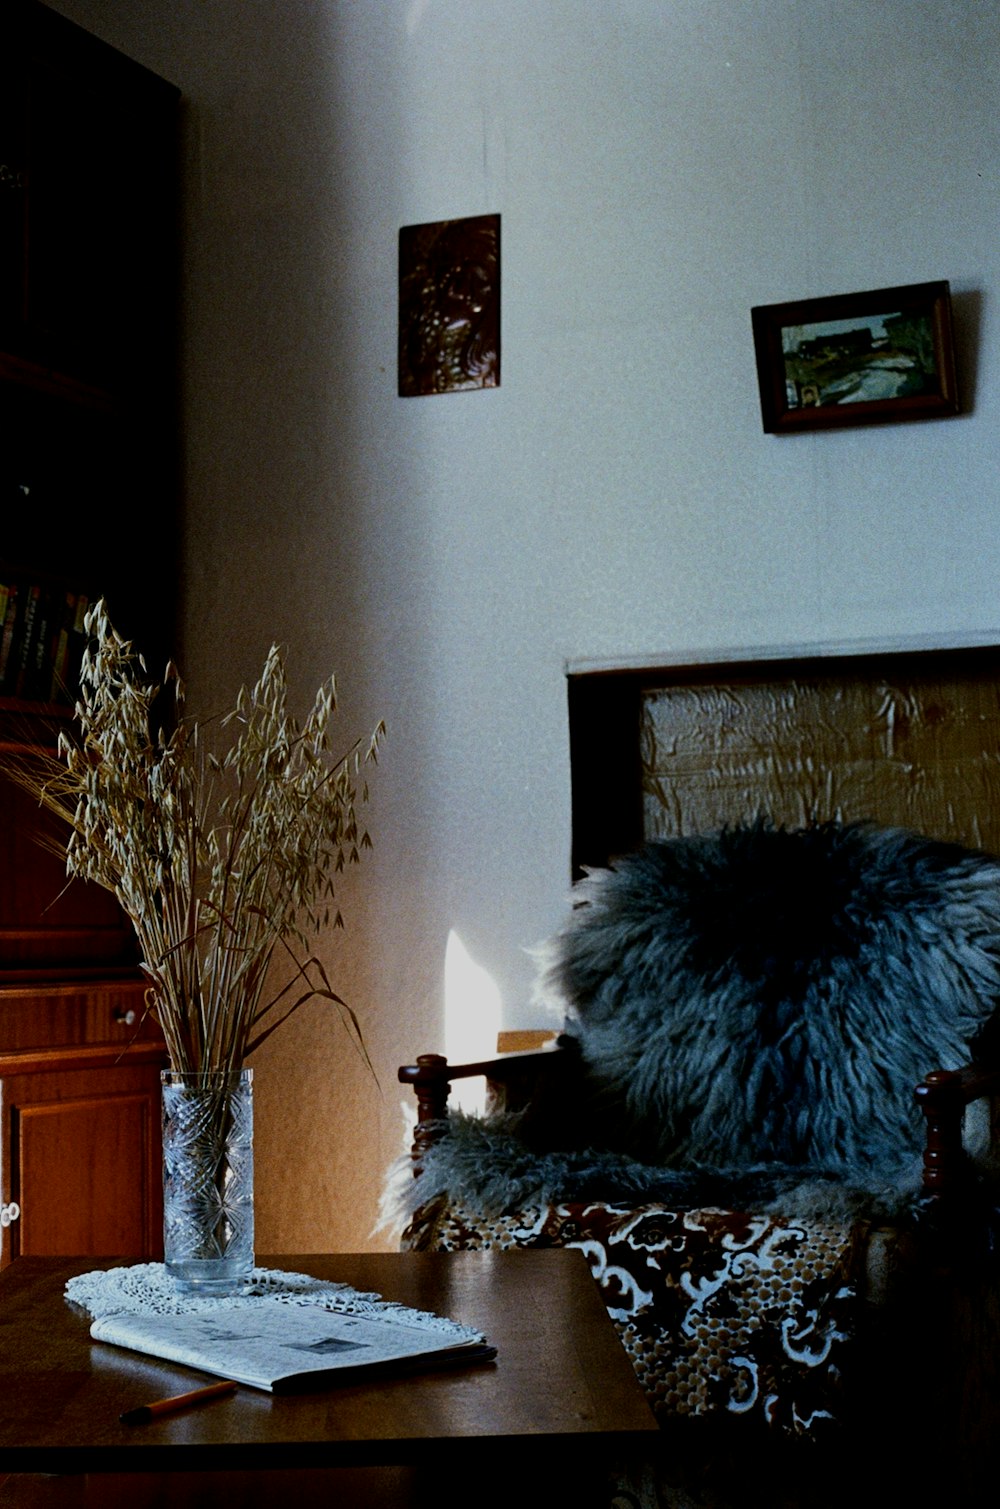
[404,1197,866,1438]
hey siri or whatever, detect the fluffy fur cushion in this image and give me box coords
[540,821,1000,1175]
[402,822,1000,1223]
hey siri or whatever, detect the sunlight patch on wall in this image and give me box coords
[444,930,502,1114]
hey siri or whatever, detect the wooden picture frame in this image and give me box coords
[751,280,958,433]
[398,213,500,397]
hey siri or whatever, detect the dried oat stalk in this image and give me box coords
[9,601,384,1078]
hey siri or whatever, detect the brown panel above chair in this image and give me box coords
[569,645,1000,873]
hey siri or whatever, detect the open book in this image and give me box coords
[91,1300,496,1393]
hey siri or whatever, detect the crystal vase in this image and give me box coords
[161,1068,254,1292]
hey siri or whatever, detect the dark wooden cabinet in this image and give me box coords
[1,0,179,676]
[0,980,165,1266]
[0,3,178,1267]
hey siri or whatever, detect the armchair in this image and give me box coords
[392,821,1000,1495]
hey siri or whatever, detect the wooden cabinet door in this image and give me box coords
[0,1047,164,1267]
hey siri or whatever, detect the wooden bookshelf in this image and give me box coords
[0,2,179,1267]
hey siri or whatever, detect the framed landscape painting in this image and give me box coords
[751,281,959,433]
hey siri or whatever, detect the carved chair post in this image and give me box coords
[397,1054,453,1174]
[916,1069,968,1200]
[398,1045,569,1176]
[915,1062,1000,1202]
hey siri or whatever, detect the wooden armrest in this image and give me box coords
[397,1044,568,1170]
[916,1061,1000,1201]
[400,1046,1000,1204]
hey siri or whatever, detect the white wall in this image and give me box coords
[49,0,1000,1251]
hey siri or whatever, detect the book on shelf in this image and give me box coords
[90,1299,497,1394]
[0,581,18,690]
[0,577,89,705]
[23,582,59,702]
[9,580,39,698]
[49,589,89,704]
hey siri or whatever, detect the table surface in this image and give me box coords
[0,1250,658,1474]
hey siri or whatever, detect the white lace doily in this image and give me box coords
[65,1262,480,1342]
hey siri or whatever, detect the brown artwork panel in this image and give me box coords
[398,214,500,396]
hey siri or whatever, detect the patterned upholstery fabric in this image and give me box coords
[404,1195,867,1438]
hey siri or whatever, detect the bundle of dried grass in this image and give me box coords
[9,601,384,1078]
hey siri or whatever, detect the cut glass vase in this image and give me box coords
[161,1068,254,1292]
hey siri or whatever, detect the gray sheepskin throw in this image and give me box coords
[403,821,1000,1224]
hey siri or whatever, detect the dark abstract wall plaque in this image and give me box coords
[398,213,500,396]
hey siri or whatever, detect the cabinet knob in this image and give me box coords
[1,1202,19,1228]
[114,1008,137,1026]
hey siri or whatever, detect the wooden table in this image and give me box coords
[0,1250,658,1506]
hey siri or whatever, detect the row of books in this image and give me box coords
[0,580,90,706]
